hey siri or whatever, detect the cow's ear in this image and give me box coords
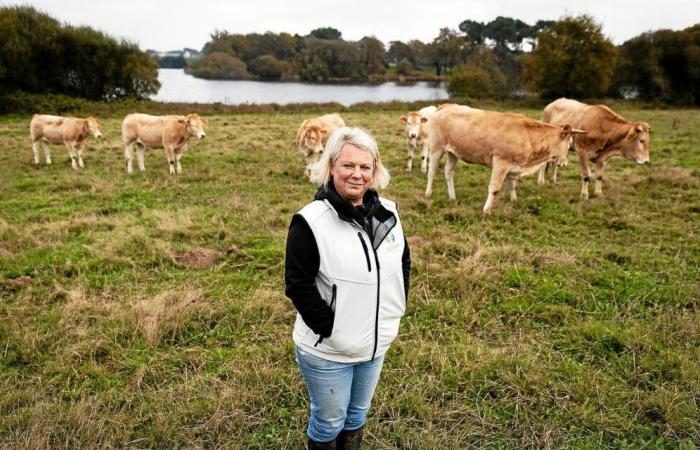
[320,129,328,136]
[178,118,186,124]
[560,124,573,138]
[420,116,429,123]
[399,115,407,124]
[82,120,90,132]
[202,118,208,125]
[635,124,643,133]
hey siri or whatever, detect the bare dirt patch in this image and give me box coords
[169,248,222,268]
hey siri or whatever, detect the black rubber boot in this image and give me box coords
[307,437,336,449]
[336,427,363,450]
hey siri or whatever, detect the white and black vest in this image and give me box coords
[293,197,407,363]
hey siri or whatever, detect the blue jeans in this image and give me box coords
[295,346,385,443]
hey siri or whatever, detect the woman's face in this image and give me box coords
[330,143,374,206]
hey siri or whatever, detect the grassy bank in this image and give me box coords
[0,105,698,448]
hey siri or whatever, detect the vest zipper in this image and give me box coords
[357,232,372,272]
[314,284,337,347]
[371,247,381,362]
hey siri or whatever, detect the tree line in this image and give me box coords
[1,5,698,105]
[0,6,159,100]
[190,16,700,105]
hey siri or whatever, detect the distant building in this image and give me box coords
[146,48,201,68]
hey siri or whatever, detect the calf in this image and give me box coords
[30,115,102,170]
[122,113,207,174]
[425,107,585,213]
[296,113,345,178]
[540,98,651,199]
[399,105,437,173]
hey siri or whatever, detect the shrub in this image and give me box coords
[396,58,414,76]
[447,64,495,98]
[186,52,251,80]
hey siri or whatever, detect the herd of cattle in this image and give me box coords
[28,98,651,213]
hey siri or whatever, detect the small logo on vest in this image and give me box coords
[383,231,400,251]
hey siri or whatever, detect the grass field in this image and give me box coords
[1,104,699,449]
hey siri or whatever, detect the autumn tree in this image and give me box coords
[524,15,617,98]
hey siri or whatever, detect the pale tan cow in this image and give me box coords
[425,107,585,213]
[539,98,651,199]
[399,105,437,173]
[30,115,102,170]
[122,113,208,174]
[296,113,345,177]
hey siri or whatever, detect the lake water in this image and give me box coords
[151,68,449,106]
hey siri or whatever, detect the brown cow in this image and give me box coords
[425,107,585,213]
[30,114,102,170]
[540,98,651,199]
[122,113,207,174]
[399,105,437,173]
[296,113,345,177]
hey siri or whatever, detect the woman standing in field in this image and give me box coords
[285,127,411,449]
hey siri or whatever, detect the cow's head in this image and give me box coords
[302,126,326,157]
[622,122,650,164]
[400,112,428,146]
[181,114,208,139]
[83,117,102,138]
[555,124,587,165]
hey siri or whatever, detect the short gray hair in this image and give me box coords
[309,127,390,189]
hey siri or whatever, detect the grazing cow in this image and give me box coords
[122,113,207,174]
[539,98,651,199]
[29,115,102,170]
[296,113,345,177]
[425,107,585,213]
[399,105,437,173]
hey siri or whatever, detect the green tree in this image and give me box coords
[310,27,342,40]
[358,36,386,76]
[524,15,617,98]
[0,5,158,99]
[248,54,290,79]
[387,41,414,65]
[614,25,700,104]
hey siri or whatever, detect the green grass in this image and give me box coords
[1,104,699,448]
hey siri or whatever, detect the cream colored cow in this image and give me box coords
[122,113,208,174]
[296,113,345,177]
[539,98,651,199]
[399,105,437,173]
[425,107,585,213]
[29,115,102,170]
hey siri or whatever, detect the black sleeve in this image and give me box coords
[284,214,334,338]
[402,236,411,305]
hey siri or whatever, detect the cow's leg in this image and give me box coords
[537,163,547,186]
[136,144,146,172]
[77,142,85,168]
[508,176,518,201]
[66,143,78,170]
[424,146,443,198]
[164,146,176,174]
[594,160,607,197]
[578,153,592,200]
[406,142,414,172]
[43,142,52,165]
[444,152,459,200]
[175,144,186,174]
[550,163,558,184]
[32,140,41,164]
[124,142,134,174]
[420,140,429,174]
[483,161,510,214]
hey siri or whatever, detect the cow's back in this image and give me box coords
[542,98,588,127]
[30,114,67,141]
[122,113,174,146]
[431,108,495,166]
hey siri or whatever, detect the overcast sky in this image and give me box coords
[4,0,699,51]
